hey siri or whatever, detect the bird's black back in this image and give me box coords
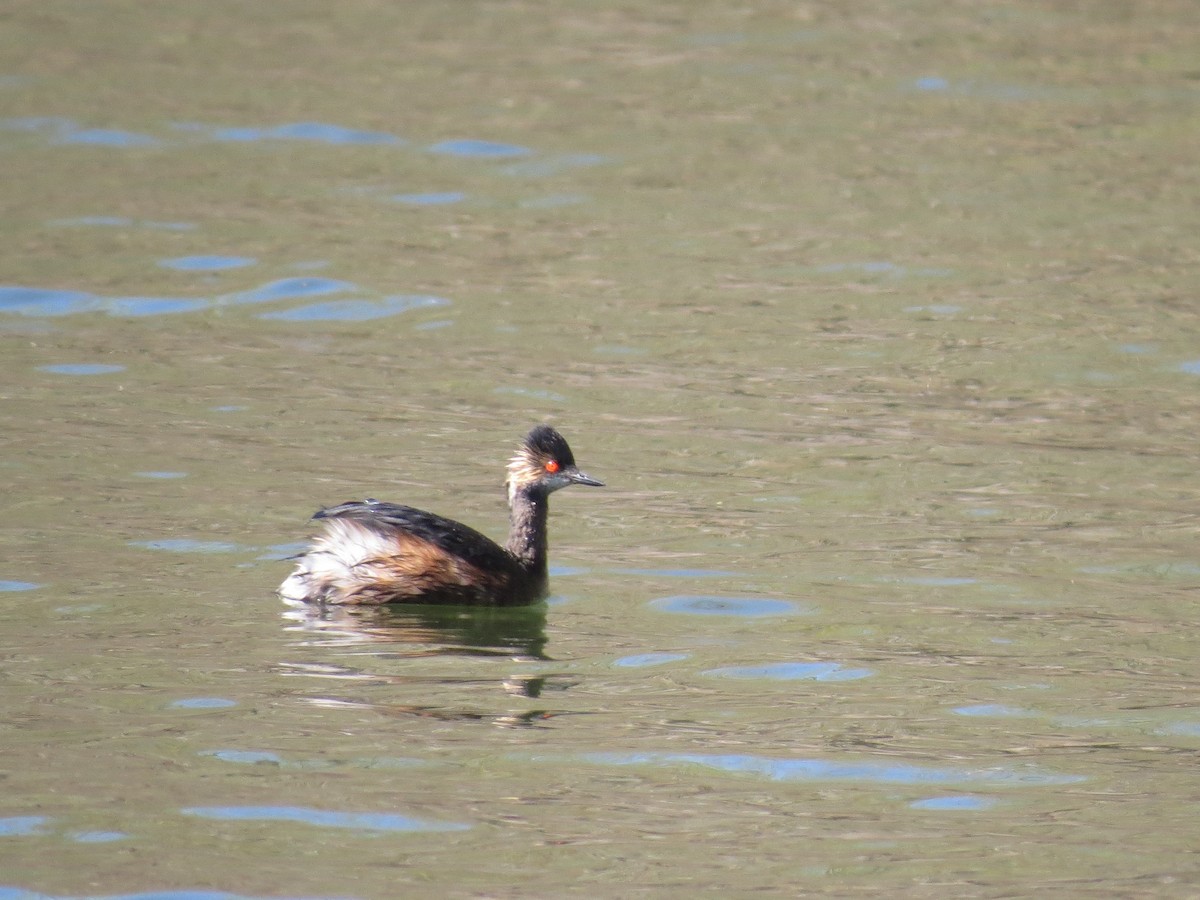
[314,500,520,575]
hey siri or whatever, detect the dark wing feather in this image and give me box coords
[313,500,518,575]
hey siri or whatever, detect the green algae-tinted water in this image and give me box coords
[2,2,1199,896]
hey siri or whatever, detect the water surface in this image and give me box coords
[2,2,1198,897]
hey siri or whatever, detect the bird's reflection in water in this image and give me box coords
[282,600,550,659]
[280,602,579,728]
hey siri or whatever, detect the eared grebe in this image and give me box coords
[279,425,603,606]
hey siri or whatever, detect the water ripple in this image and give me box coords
[39,363,125,375]
[177,120,403,146]
[70,830,129,843]
[428,139,531,158]
[910,795,997,811]
[614,652,690,668]
[160,255,256,272]
[222,277,356,305]
[130,539,244,554]
[107,297,210,317]
[200,749,430,770]
[170,698,237,709]
[1,286,103,316]
[55,127,159,147]
[50,216,195,231]
[953,704,1039,718]
[391,191,466,206]
[182,805,469,833]
[649,595,808,617]
[0,580,42,592]
[703,661,874,682]
[0,816,49,836]
[258,295,448,322]
[1,285,206,318]
[570,751,1084,787]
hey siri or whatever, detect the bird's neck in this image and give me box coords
[505,486,550,581]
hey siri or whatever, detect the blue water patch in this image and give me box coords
[130,539,242,553]
[160,255,256,272]
[649,595,806,617]
[0,285,103,316]
[56,127,159,147]
[70,830,128,843]
[703,662,874,682]
[910,795,996,811]
[391,191,466,205]
[205,125,266,142]
[1,285,210,318]
[202,749,284,765]
[1179,360,1200,375]
[170,697,237,709]
[1155,721,1200,738]
[428,139,531,158]
[812,262,953,279]
[0,816,49,836]
[259,542,308,560]
[1116,343,1155,354]
[548,565,589,577]
[614,652,690,668]
[914,76,950,91]
[129,540,246,554]
[50,215,195,231]
[222,277,356,305]
[823,261,898,275]
[39,363,125,375]
[0,580,41,592]
[573,751,1084,787]
[134,471,187,479]
[953,704,1038,718]
[182,805,469,833]
[264,122,401,145]
[54,215,133,227]
[177,121,403,146]
[258,294,448,322]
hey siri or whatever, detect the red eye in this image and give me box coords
[545,459,560,473]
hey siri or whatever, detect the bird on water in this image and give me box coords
[279,425,603,606]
